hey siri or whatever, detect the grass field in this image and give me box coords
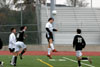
[0,55,99,67]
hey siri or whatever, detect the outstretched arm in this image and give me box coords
[53,29,58,31]
[73,36,76,48]
[82,37,86,48]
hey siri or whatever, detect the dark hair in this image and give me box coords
[20,26,26,31]
[11,28,16,32]
[77,29,82,34]
[48,18,54,21]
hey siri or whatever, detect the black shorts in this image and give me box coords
[46,33,54,42]
[9,48,15,53]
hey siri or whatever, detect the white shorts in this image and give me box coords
[15,41,27,52]
[76,50,82,57]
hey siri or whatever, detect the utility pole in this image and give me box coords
[21,3,23,26]
[50,0,56,44]
[91,0,92,8]
[50,0,56,18]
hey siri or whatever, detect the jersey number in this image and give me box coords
[17,33,20,38]
[78,38,82,43]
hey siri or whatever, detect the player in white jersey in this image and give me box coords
[8,28,17,65]
[11,26,27,66]
[45,18,58,59]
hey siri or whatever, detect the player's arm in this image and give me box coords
[82,37,86,48]
[45,23,53,35]
[22,31,26,39]
[53,28,58,31]
[46,28,52,34]
[73,36,77,48]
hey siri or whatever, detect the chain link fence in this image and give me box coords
[0,1,41,45]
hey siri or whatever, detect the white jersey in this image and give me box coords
[45,22,54,33]
[9,33,16,48]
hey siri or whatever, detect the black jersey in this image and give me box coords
[73,34,86,51]
[17,31,25,42]
[0,38,3,49]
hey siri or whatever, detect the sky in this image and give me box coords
[6,0,100,10]
[47,0,100,8]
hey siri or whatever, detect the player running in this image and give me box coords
[73,29,92,67]
[45,18,58,59]
[0,38,4,66]
[8,28,17,65]
[11,26,27,66]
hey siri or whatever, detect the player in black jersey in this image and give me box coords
[11,26,27,66]
[0,38,4,66]
[73,29,92,67]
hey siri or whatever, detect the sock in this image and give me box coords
[13,56,17,65]
[78,60,81,67]
[0,61,1,64]
[21,50,25,55]
[50,43,54,50]
[11,56,15,64]
[82,57,88,60]
[48,48,51,55]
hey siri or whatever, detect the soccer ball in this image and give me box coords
[52,10,57,15]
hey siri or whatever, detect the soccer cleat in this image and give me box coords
[19,54,23,60]
[14,64,16,66]
[47,55,52,59]
[10,63,14,66]
[88,57,92,64]
[52,49,58,52]
[0,61,4,67]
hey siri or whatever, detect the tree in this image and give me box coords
[67,0,89,7]
[0,0,6,8]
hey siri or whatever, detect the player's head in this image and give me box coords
[11,28,16,33]
[20,26,27,31]
[48,18,54,23]
[77,29,82,34]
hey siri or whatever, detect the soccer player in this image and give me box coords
[0,38,4,66]
[73,29,92,67]
[45,18,58,59]
[8,28,17,65]
[11,26,27,66]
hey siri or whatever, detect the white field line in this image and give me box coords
[49,59,66,62]
[63,57,95,67]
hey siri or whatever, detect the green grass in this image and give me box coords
[0,55,99,67]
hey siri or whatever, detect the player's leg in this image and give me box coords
[49,39,57,52]
[19,42,27,60]
[0,61,4,66]
[77,57,82,67]
[81,57,92,64]
[9,48,15,65]
[11,43,20,66]
[13,52,18,66]
[19,48,27,60]
[47,42,52,59]
[78,51,92,64]
[76,51,82,67]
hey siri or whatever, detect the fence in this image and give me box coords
[0,2,41,45]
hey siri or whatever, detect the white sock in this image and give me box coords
[11,56,15,64]
[48,48,51,55]
[50,43,55,50]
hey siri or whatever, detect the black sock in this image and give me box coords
[14,56,17,65]
[78,60,81,66]
[0,61,1,64]
[21,50,25,55]
[82,57,88,60]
